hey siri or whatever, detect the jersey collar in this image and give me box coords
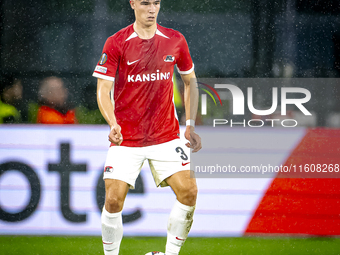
[126,25,169,41]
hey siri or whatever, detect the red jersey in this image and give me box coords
[93,24,194,147]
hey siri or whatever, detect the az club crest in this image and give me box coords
[104,166,113,173]
[163,55,175,62]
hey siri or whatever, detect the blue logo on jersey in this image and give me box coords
[99,53,108,65]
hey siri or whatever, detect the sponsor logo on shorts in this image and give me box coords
[182,162,190,166]
[163,55,175,62]
[95,65,108,74]
[104,166,113,173]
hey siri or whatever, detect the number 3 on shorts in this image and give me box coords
[175,147,188,160]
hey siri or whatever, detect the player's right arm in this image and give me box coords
[97,78,123,145]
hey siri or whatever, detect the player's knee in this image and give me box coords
[178,184,197,206]
[105,195,124,213]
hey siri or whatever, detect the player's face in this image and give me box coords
[131,0,161,27]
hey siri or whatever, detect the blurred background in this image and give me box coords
[1,0,340,125]
[1,1,340,255]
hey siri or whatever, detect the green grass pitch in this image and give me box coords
[0,236,339,255]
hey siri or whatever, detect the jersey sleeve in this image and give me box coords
[92,36,120,82]
[176,34,194,75]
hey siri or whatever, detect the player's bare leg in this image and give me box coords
[102,179,129,255]
[165,170,197,255]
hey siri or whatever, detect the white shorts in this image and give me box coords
[103,139,191,189]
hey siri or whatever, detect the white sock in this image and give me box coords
[101,207,123,255]
[165,200,195,255]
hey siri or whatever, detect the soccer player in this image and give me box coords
[92,0,201,254]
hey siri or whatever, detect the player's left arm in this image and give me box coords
[181,70,202,153]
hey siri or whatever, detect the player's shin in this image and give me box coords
[101,207,123,255]
[165,200,195,255]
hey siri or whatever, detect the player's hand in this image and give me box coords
[108,123,123,146]
[184,126,202,153]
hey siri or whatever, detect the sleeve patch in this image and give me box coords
[99,53,108,65]
[95,65,108,74]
